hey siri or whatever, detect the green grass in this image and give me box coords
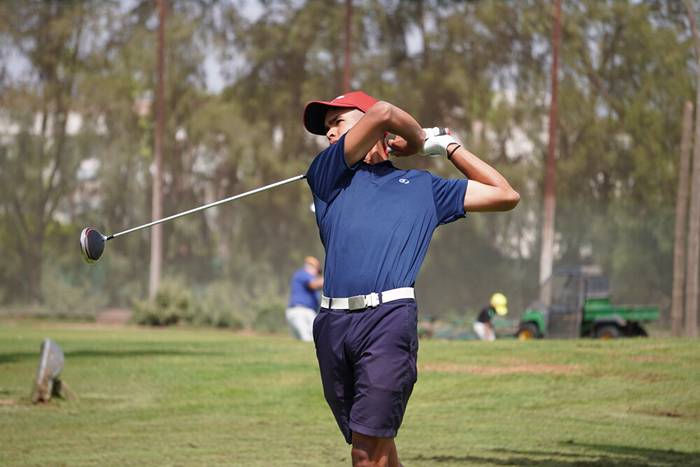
[1,321,698,466]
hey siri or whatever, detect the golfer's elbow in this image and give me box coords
[465,183,521,212]
[488,186,520,211]
[369,101,393,127]
[501,187,520,211]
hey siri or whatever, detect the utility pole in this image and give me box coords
[343,0,352,92]
[149,0,166,300]
[539,0,561,304]
[671,101,693,336]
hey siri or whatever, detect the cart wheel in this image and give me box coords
[517,323,539,340]
[595,325,620,339]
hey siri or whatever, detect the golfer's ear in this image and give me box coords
[343,103,392,166]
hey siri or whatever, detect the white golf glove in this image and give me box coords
[420,127,460,158]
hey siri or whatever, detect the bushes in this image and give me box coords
[132,278,285,331]
[132,279,193,326]
[251,299,287,333]
[194,281,245,330]
[38,265,109,320]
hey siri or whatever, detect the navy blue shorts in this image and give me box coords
[313,299,419,444]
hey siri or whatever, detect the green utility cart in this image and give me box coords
[517,266,659,339]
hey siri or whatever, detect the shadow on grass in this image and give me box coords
[0,348,225,365]
[407,442,700,466]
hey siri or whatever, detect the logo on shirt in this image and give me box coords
[398,178,410,185]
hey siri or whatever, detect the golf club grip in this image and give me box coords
[386,128,450,154]
[109,174,307,240]
[433,127,450,136]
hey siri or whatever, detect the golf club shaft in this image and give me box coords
[107,174,306,240]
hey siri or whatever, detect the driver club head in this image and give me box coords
[80,227,106,264]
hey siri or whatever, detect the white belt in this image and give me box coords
[321,287,415,311]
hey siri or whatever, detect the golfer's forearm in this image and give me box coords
[381,104,423,154]
[344,102,392,165]
[345,102,424,165]
[449,143,520,211]
[450,144,517,192]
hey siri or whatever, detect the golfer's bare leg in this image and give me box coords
[351,432,402,467]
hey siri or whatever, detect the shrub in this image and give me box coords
[195,281,245,330]
[251,299,287,333]
[132,278,287,332]
[40,267,108,320]
[132,278,197,326]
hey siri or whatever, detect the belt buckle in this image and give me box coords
[348,295,366,310]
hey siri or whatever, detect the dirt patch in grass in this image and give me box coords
[629,355,673,363]
[633,408,687,418]
[420,363,580,375]
[650,410,683,418]
[0,399,18,406]
[96,308,132,325]
[629,372,669,383]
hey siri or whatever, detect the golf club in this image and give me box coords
[80,174,306,264]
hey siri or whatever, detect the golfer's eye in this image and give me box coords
[326,118,342,129]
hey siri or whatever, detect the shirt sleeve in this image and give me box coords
[302,270,315,291]
[431,174,468,225]
[306,134,356,203]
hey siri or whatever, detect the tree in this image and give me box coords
[539,0,561,303]
[149,0,167,299]
[684,0,700,337]
[0,1,91,302]
[672,101,693,335]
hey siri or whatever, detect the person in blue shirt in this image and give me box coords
[286,256,324,341]
[303,91,519,467]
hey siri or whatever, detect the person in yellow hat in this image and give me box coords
[473,293,508,341]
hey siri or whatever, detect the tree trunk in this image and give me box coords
[149,0,167,300]
[684,0,700,337]
[343,0,352,93]
[27,241,44,304]
[671,101,693,336]
[539,0,561,304]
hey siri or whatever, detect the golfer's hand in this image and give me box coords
[420,127,459,158]
[389,128,458,157]
[386,128,426,157]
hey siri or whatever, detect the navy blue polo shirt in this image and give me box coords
[306,134,468,298]
[288,268,320,310]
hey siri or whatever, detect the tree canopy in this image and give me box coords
[0,0,693,324]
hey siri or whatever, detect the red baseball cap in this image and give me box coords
[303,90,378,135]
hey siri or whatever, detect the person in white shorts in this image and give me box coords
[474,292,508,341]
[285,256,323,341]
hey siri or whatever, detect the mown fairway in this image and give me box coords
[0,321,698,466]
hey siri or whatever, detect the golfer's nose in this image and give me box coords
[326,126,336,141]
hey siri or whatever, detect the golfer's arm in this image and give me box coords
[309,277,323,290]
[343,101,423,166]
[447,143,520,212]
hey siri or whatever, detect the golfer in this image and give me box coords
[286,256,323,341]
[303,91,519,467]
